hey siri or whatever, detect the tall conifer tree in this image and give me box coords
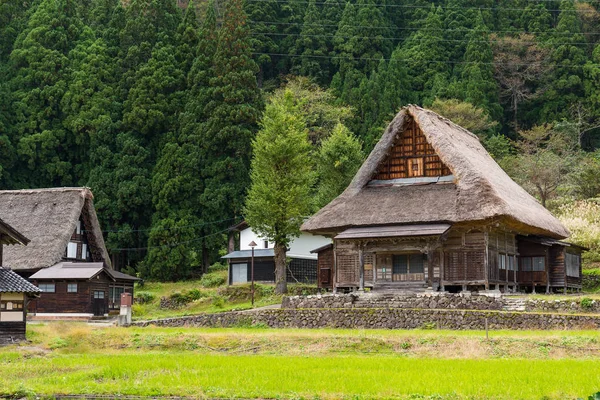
[400,5,450,104]
[198,0,263,267]
[293,0,330,84]
[9,0,83,186]
[540,0,587,121]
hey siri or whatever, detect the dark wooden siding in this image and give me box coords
[0,321,25,342]
[230,257,317,284]
[31,272,111,314]
[317,246,334,289]
[517,240,548,286]
[442,230,486,283]
[373,116,451,180]
[549,245,565,288]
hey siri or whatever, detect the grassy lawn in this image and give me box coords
[3,353,600,400]
[2,324,600,399]
[132,272,316,320]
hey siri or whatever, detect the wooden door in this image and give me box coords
[376,254,392,281]
[92,290,106,316]
[408,158,424,177]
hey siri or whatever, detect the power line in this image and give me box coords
[252,51,591,68]
[98,217,236,234]
[108,227,232,252]
[250,20,600,36]
[251,30,593,45]
[246,0,600,13]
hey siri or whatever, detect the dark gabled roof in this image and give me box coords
[222,249,275,259]
[0,188,111,270]
[302,106,569,239]
[0,216,29,246]
[29,262,104,280]
[106,269,141,281]
[29,262,140,281]
[335,224,451,240]
[0,267,41,293]
[310,243,333,254]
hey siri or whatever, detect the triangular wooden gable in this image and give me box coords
[373,115,451,180]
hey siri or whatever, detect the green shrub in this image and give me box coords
[134,291,155,304]
[211,295,225,308]
[208,261,228,272]
[580,297,595,310]
[201,271,227,288]
[186,288,205,301]
[169,289,208,305]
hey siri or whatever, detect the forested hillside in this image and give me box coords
[1,0,600,279]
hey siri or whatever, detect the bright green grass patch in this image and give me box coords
[2,353,600,399]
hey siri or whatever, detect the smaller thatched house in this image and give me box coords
[0,217,40,343]
[0,188,138,317]
[303,106,582,293]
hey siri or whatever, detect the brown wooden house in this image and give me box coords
[303,106,580,293]
[0,188,138,317]
[0,217,40,342]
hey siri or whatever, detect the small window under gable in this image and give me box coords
[372,115,451,180]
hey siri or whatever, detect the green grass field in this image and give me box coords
[2,324,600,399]
[3,353,600,399]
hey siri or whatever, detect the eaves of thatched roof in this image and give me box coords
[0,216,29,246]
[302,105,569,239]
[0,188,111,271]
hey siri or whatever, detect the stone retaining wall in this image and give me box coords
[281,293,600,313]
[132,308,600,330]
[282,293,504,310]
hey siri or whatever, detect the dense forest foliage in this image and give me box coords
[2,0,600,279]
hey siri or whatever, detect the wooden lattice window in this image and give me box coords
[374,116,451,180]
[337,255,358,283]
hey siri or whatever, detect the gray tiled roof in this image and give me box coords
[0,267,41,293]
[222,249,275,259]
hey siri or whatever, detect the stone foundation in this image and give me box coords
[282,293,504,311]
[281,293,600,314]
[132,308,600,330]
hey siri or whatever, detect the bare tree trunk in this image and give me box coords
[202,243,210,274]
[274,242,287,294]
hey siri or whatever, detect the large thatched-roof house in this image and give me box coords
[0,217,40,343]
[0,188,138,317]
[302,106,583,293]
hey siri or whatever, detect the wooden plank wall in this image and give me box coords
[0,321,25,341]
[442,230,486,283]
[373,117,451,180]
[31,273,112,314]
[549,246,565,288]
[317,247,334,289]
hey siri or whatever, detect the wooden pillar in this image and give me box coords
[373,253,377,283]
[426,248,433,288]
[358,246,365,291]
[564,250,568,294]
[333,241,338,293]
[483,232,489,291]
[440,249,445,291]
[0,244,3,266]
[545,247,550,294]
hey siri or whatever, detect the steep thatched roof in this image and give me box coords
[0,188,111,271]
[302,105,569,239]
